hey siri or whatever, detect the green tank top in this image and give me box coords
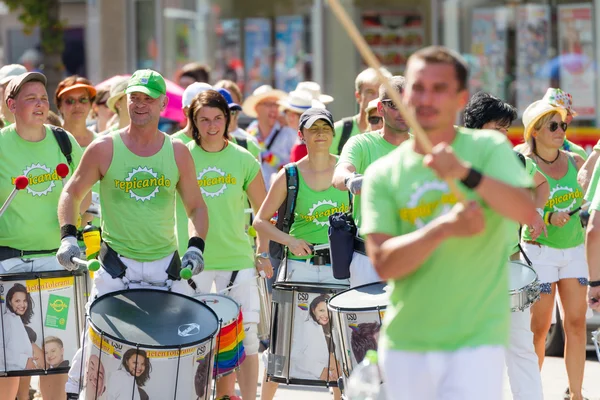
[288,169,351,260]
[522,155,584,249]
[100,132,179,260]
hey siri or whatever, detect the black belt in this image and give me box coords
[354,237,366,255]
[311,248,331,265]
[0,246,58,262]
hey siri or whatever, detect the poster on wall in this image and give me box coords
[244,18,272,96]
[361,10,424,75]
[558,4,596,118]
[516,4,551,115]
[275,16,307,93]
[215,19,245,94]
[469,7,508,100]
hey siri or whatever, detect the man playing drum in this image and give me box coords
[332,76,410,288]
[56,70,209,398]
[361,46,537,400]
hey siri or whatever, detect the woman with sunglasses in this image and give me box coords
[90,86,114,134]
[520,100,588,400]
[55,76,98,149]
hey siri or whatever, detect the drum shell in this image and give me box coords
[257,276,271,340]
[0,268,88,376]
[267,282,348,386]
[508,261,540,312]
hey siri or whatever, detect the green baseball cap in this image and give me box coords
[125,69,167,98]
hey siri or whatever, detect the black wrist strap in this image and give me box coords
[60,224,78,240]
[589,280,600,287]
[460,168,483,189]
[188,237,205,253]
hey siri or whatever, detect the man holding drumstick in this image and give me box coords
[361,46,537,399]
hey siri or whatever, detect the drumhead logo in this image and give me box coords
[114,167,171,202]
[546,185,582,213]
[178,323,201,337]
[13,164,63,197]
[401,181,457,228]
[197,167,236,198]
[300,200,349,227]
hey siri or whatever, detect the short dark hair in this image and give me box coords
[351,322,380,363]
[188,90,231,145]
[180,62,211,84]
[379,76,405,100]
[463,91,517,129]
[409,46,469,90]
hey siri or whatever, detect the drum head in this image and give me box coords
[89,289,219,348]
[328,282,388,311]
[509,261,538,291]
[194,294,240,325]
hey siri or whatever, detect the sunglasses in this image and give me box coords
[64,97,90,105]
[381,99,399,110]
[368,116,382,125]
[548,121,568,133]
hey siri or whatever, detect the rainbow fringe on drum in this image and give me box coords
[214,310,246,377]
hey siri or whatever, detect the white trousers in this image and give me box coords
[506,309,543,400]
[380,345,504,400]
[348,252,381,288]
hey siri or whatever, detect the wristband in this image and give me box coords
[188,237,205,253]
[589,280,600,287]
[543,211,551,225]
[548,212,555,226]
[60,224,78,240]
[460,168,483,189]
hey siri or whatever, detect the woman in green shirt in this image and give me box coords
[520,100,588,400]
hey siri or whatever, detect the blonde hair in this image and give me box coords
[522,111,558,156]
[355,68,392,93]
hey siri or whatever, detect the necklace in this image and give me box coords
[534,150,560,165]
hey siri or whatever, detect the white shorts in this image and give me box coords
[279,259,348,285]
[0,255,63,273]
[380,345,504,400]
[520,243,588,286]
[348,252,381,288]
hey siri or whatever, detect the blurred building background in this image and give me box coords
[0,0,599,147]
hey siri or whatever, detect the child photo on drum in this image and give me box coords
[44,336,69,369]
[105,349,151,400]
[290,294,339,381]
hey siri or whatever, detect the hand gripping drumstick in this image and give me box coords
[0,176,29,218]
[71,256,101,272]
[325,0,465,202]
[56,163,69,185]
[568,201,591,216]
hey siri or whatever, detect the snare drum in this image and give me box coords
[193,293,246,378]
[257,276,271,340]
[267,282,348,386]
[509,261,541,312]
[81,289,218,400]
[0,268,89,376]
[328,282,388,391]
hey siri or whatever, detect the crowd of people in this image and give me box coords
[0,43,599,400]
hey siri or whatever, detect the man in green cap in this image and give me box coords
[56,70,209,398]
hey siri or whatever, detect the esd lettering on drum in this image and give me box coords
[111,341,123,350]
[346,313,357,321]
[297,293,309,302]
[197,345,206,356]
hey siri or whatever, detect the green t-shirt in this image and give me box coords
[330,116,361,155]
[231,135,261,161]
[585,153,600,203]
[171,130,194,255]
[288,168,351,260]
[565,139,588,160]
[100,132,179,261]
[361,128,532,352]
[338,131,399,228]
[179,141,260,271]
[522,156,585,248]
[0,124,83,251]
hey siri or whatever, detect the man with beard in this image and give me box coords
[332,76,409,287]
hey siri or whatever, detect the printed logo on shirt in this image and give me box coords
[399,181,458,228]
[12,164,63,197]
[113,166,171,202]
[298,200,350,227]
[546,185,583,212]
[197,166,237,198]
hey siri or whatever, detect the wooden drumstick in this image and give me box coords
[325,0,465,202]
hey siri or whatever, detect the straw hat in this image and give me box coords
[241,85,287,118]
[542,88,577,117]
[295,81,334,104]
[278,90,325,115]
[106,76,130,113]
[522,100,568,141]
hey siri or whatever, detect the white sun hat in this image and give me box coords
[278,90,325,115]
[295,81,334,104]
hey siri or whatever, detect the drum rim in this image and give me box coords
[272,282,349,293]
[0,267,86,282]
[194,293,241,327]
[327,281,388,311]
[88,288,220,349]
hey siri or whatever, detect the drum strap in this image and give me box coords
[517,226,533,266]
[0,246,58,261]
[99,243,182,280]
[228,270,239,289]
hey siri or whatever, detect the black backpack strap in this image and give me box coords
[337,118,355,155]
[281,163,299,234]
[236,137,248,150]
[50,125,73,166]
[266,128,283,151]
[514,150,526,167]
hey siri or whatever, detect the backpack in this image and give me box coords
[268,163,299,260]
[337,118,354,155]
[49,126,74,167]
